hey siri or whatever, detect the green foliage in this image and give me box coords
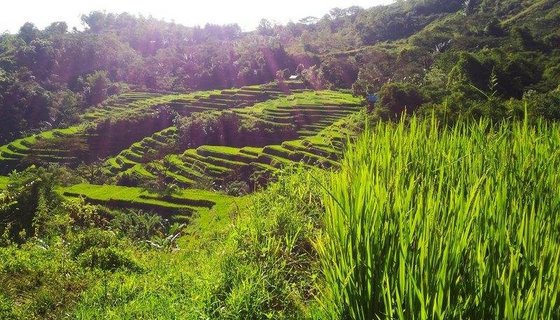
[78,247,140,272]
[317,117,560,319]
[0,241,97,319]
[0,176,8,189]
[177,109,298,150]
[448,52,490,90]
[0,166,64,242]
[83,70,112,105]
[1,2,560,318]
[62,197,105,228]
[177,111,242,149]
[207,168,324,319]
[70,228,118,257]
[109,209,185,248]
[378,82,424,117]
[1,0,560,147]
[522,90,560,120]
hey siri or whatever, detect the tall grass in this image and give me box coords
[317,116,560,319]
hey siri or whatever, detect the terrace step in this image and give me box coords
[196,147,258,163]
[282,141,340,160]
[165,159,203,182]
[182,152,231,177]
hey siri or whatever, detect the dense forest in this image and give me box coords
[1,0,559,318]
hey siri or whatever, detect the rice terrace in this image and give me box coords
[1,0,559,319]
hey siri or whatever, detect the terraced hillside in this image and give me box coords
[63,110,362,219]
[0,91,186,174]
[104,91,362,187]
[0,82,304,174]
[153,116,357,190]
[0,127,82,173]
[102,89,349,170]
[80,91,165,121]
[1,83,363,219]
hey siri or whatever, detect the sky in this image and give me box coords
[1,0,394,33]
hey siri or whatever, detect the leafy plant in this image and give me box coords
[317,116,560,319]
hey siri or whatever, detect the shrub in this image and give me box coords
[0,293,16,320]
[78,247,140,272]
[523,90,560,120]
[0,166,63,242]
[378,82,424,117]
[70,228,117,258]
[109,210,165,241]
[63,197,105,228]
[176,111,241,148]
[117,171,147,187]
[177,110,297,149]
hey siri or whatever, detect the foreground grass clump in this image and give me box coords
[318,117,560,319]
[205,168,325,319]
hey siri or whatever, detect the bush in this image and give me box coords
[378,82,424,117]
[63,197,105,228]
[0,293,16,320]
[523,90,560,120]
[0,166,63,242]
[109,210,165,241]
[177,110,297,149]
[70,228,117,258]
[177,111,241,149]
[78,247,140,272]
[117,171,147,187]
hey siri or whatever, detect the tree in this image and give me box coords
[257,19,274,36]
[18,23,39,44]
[512,27,540,51]
[484,18,504,37]
[301,65,329,90]
[379,82,424,117]
[84,70,111,105]
[0,166,63,242]
[321,56,359,89]
[144,160,179,196]
[44,22,68,36]
[447,53,489,90]
[81,11,114,33]
[463,0,477,16]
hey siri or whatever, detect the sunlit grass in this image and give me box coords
[0,176,8,189]
[60,184,239,218]
[318,116,560,319]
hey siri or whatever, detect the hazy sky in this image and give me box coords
[1,0,394,33]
